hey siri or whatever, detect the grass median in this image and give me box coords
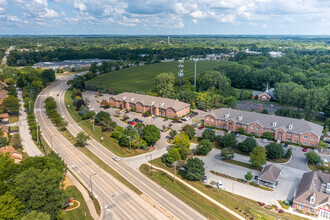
[65,89,150,157]
[146,158,306,220]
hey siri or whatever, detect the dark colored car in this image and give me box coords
[142,114,148,117]
[177,121,182,123]
[163,118,168,122]
[283,143,288,148]
[303,148,307,152]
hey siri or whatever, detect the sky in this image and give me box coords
[0,0,330,35]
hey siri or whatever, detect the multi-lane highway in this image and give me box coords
[36,78,207,220]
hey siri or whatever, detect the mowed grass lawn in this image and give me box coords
[64,186,93,220]
[86,60,222,93]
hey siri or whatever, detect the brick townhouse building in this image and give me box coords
[203,108,323,146]
[293,171,330,219]
[108,92,190,119]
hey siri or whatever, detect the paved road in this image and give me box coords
[1,46,15,64]
[46,79,206,220]
[18,89,43,157]
[36,80,169,220]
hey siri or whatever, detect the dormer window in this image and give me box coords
[225,113,230,119]
[159,103,164,107]
[238,116,243,121]
[130,98,135,102]
[272,122,277,127]
[288,124,293,130]
[150,101,155,106]
[310,196,315,204]
[122,96,127,100]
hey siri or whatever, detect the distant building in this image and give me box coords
[0,145,23,164]
[269,51,284,58]
[252,84,276,101]
[257,164,281,188]
[108,92,190,119]
[244,49,262,55]
[203,108,323,146]
[293,171,330,217]
[0,89,8,105]
[33,59,113,70]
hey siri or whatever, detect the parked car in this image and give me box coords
[163,118,168,122]
[199,126,205,130]
[113,156,120,162]
[153,116,158,119]
[254,175,259,180]
[217,180,223,189]
[303,147,308,152]
[235,133,240,137]
[142,114,149,117]
[283,143,288,148]
[262,138,267,143]
[130,122,136,125]
[202,176,208,183]
[177,121,183,124]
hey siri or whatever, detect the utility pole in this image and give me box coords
[194,58,198,88]
[90,173,97,199]
[178,59,184,93]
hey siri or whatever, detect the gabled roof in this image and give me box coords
[205,108,323,137]
[258,164,281,184]
[294,171,330,207]
[110,92,190,112]
[0,89,8,99]
[252,88,275,99]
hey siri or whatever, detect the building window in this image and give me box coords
[256,133,259,136]
[271,129,275,132]
[287,138,291,142]
[218,120,221,123]
[264,128,268,131]
[211,119,214,122]
[250,126,254,129]
[287,132,291,135]
[223,126,226,129]
[304,136,307,139]
[294,140,298,144]
[237,123,241,126]
[311,137,315,140]
[168,110,171,113]
[243,125,247,128]
[303,142,307,145]
[251,132,255,135]
[256,127,260,130]
[218,125,221,128]
[309,207,313,212]
[206,123,209,126]
[310,143,314,147]
[206,118,209,121]
[299,205,303,210]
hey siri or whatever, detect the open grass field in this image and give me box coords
[64,186,93,220]
[143,160,306,220]
[85,60,222,93]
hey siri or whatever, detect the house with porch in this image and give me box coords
[257,164,281,188]
[293,171,330,218]
[108,92,190,119]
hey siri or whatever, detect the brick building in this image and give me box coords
[109,92,190,119]
[203,108,323,146]
[293,171,330,218]
[252,84,276,101]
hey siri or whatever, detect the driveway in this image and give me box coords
[197,149,305,204]
[285,146,309,171]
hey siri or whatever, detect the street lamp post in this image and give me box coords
[128,136,131,153]
[194,58,198,88]
[178,60,184,93]
[90,173,97,199]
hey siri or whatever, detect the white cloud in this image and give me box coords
[192,19,198,23]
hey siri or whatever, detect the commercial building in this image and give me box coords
[109,92,190,119]
[33,59,113,70]
[293,171,330,218]
[203,108,323,146]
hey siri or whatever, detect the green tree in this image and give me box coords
[22,211,51,220]
[0,194,25,220]
[41,69,55,84]
[154,73,175,97]
[201,129,216,142]
[166,147,181,163]
[172,132,190,159]
[305,152,322,164]
[11,133,23,149]
[317,141,328,151]
[185,158,205,181]
[249,146,267,169]
[142,125,161,145]
[169,129,177,139]
[74,132,90,147]
[244,171,253,181]
[1,95,20,115]
[217,133,237,149]
[119,134,130,146]
[220,148,234,159]
[265,143,284,159]
[11,168,67,219]
[285,148,293,159]
[181,124,196,140]
[237,137,257,153]
[237,128,245,134]
[195,139,212,155]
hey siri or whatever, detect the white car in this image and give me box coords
[217,180,223,189]
[262,138,267,143]
[113,156,121,162]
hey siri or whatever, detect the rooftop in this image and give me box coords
[206,108,323,137]
[258,164,281,184]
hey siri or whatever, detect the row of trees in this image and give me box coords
[44,97,67,130]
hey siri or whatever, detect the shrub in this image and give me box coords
[195,139,212,155]
[305,151,322,164]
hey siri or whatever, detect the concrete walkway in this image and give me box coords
[66,171,100,220]
[145,162,245,220]
[17,90,43,157]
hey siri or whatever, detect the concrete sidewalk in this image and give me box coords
[67,171,100,220]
